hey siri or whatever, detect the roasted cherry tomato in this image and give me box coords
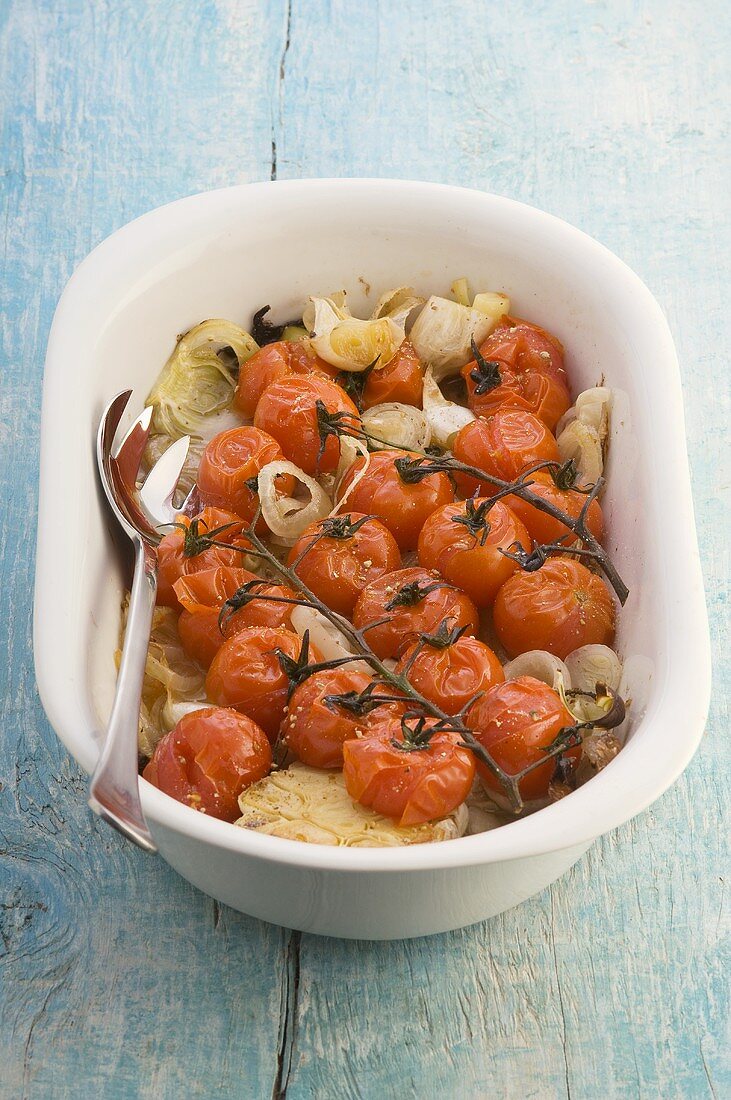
[395,628,504,715]
[462,318,571,430]
[156,507,251,608]
[361,341,423,410]
[452,408,561,497]
[282,667,374,768]
[174,566,256,667]
[352,566,479,659]
[287,512,401,617]
[417,498,530,608]
[466,676,578,801]
[234,340,335,418]
[142,706,272,821]
[197,425,294,524]
[493,556,615,658]
[206,626,318,742]
[220,582,299,638]
[342,715,476,826]
[254,375,359,476]
[336,449,454,551]
[503,469,604,545]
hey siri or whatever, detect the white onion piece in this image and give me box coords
[362,402,430,451]
[332,438,371,515]
[472,291,510,326]
[290,605,370,675]
[422,368,475,448]
[302,293,350,332]
[307,295,404,372]
[556,419,604,485]
[504,650,572,691]
[162,698,209,731]
[258,460,332,543]
[408,295,505,378]
[565,645,622,693]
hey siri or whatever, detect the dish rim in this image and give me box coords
[34,178,712,873]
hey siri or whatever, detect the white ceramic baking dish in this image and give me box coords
[34,180,711,939]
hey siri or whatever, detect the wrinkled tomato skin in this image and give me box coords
[206,626,318,742]
[417,499,530,608]
[462,318,571,430]
[493,556,616,659]
[467,676,578,801]
[503,471,604,545]
[156,507,251,608]
[453,409,561,497]
[142,706,272,821]
[287,513,401,617]
[197,426,293,523]
[282,667,373,769]
[234,341,335,418]
[221,583,299,639]
[396,636,504,716]
[362,341,424,410]
[174,566,256,668]
[342,720,476,826]
[352,566,479,660]
[254,375,359,476]
[336,449,455,551]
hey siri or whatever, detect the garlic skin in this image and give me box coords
[556,386,612,485]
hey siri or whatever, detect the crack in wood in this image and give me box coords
[271,929,301,1100]
[271,0,292,180]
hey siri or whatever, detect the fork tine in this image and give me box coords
[138,435,191,527]
[114,404,154,491]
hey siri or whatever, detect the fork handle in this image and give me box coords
[89,536,158,851]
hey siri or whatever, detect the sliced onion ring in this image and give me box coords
[565,645,622,693]
[290,605,370,675]
[258,460,332,543]
[362,402,430,451]
[503,650,572,691]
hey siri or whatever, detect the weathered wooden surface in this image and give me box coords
[1,0,728,1096]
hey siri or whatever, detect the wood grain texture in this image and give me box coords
[1,0,728,1097]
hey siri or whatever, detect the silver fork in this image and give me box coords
[91,390,191,851]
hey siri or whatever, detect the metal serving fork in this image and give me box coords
[91,390,192,851]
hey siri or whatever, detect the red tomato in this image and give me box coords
[233,340,335,418]
[254,375,359,476]
[342,716,476,826]
[221,582,299,638]
[206,626,319,742]
[287,512,401,617]
[281,667,373,768]
[462,318,571,430]
[467,676,578,800]
[174,566,256,667]
[352,566,479,659]
[197,426,294,524]
[493,556,616,659]
[417,498,530,608]
[362,341,423,410]
[396,632,504,715]
[503,470,604,545]
[142,706,271,821]
[156,507,251,608]
[452,408,561,497]
[336,449,454,551]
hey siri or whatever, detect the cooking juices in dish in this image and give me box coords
[129,280,629,845]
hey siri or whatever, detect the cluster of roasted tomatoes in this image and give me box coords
[142,317,615,829]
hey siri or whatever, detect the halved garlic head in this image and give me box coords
[422,368,475,449]
[503,650,572,691]
[362,402,430,451]
[258,460,332,543]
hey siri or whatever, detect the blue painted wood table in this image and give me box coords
[1,1,728,1096]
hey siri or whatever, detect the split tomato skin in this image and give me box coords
[361,341,424,410]
[156,507,251,608]
[352,566,479,660]
[205,626,318,742]
[493,556,616,659]
[287,513,401,617]
[417,498,530,608]
[452,408,561,497]
[396,635,504,716]
[282,667,373,769]
[142,706,272,821]
[466,676,578,801]
[197,425,292,523]
[342,718,476,826]
[174,566,257,668]
[254,375,359,476]
[336,449,455,551]
[234,340,335,418]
